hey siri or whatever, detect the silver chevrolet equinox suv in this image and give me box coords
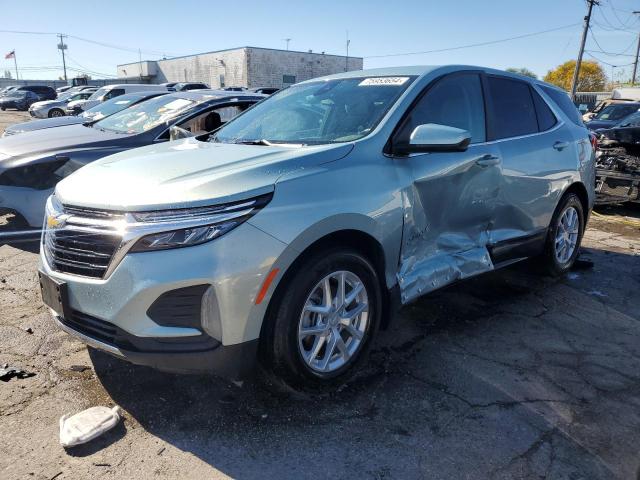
[39,66,595,389]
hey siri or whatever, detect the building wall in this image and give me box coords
[117,47,363,89]
[245,47,363,88]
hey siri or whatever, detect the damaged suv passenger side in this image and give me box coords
[40,66,594,390]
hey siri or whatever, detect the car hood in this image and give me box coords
[0,124,126,163]
[4,116,84,135]
[586,119,617,130]
[56,138,354,211]
[31,100,60,108]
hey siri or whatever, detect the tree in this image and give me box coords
[543,60,606,92]
[506,67,537,79]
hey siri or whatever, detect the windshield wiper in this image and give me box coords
[233,139,274,146]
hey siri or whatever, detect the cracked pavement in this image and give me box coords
[0,109,639,478]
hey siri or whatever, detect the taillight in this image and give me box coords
[589,133,598,151]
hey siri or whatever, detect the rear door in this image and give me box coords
[486,75,576,254]
[393,71,503,303]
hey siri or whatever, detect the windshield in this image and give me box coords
[82,94,144,120]
[594,104,640,121]
[6,90,26,98]
[93,94,196,134]
[615,111,640,127]
[87,87,110,101]
[213,76,415,145]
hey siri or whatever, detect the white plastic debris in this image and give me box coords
[59,406,123,448]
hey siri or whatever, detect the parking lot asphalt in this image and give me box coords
[1,112,640,479]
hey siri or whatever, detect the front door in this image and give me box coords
[392,72,502,303]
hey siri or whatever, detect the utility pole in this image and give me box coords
[570,0,598,100]
[57,34,68,82]
[283,38,291,51]
[631,11,640,86]
[345,30,350,72]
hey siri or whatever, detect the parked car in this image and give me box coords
[170,82,209,92]
[28,89,97,118]
[223,86,247,91]
[0,90,263,226]
[585,102,640,130]
[0,86,18,96]
[3,91,170,137]
[66,84,166,115]
[37,66,595,388]
[14,85,57,101]
[249,87,280,95]
[0,90,39,111]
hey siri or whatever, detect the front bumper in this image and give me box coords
[40,221,288,375]
[29,108,48,119]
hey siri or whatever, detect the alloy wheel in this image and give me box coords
[554,206,580,264]
[298,270,369,373]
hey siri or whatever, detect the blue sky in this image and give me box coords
[1,0,639,82]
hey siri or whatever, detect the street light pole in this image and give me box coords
[57,34,68,82]
[571,0,598,100]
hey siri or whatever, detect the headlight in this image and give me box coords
[129,193,272,252]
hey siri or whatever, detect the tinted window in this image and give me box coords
[396,73,486,144]
[103,88,125,100]
[531,88,557,131]
[593,104,640,121]
[487,76,537,139]
[540,85,583,126]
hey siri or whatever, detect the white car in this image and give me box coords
[28,90,97,119]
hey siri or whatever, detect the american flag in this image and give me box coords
[5,50,15,59]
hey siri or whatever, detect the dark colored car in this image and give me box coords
[16,85,57,101]
[0,90,265,227]
[3,91,170,137]
[585,102,640,130]
[170,82,209,92]
[223,86,247,92]
[0,90,39,111]
[249,87,280,95]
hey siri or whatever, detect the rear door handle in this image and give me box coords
[553,141,570,151]
[475,154,501,167]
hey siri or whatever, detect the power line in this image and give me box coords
[364,22,581,59]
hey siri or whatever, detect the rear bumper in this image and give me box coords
[53,312,258,377]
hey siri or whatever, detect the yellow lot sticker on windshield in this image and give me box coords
[359,77,409,86]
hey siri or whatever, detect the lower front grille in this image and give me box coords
[61,310,117,345]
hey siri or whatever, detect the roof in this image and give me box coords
[169,89,266,102]
[117,45,362,67]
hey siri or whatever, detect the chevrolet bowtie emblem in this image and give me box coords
[46,214,67,229]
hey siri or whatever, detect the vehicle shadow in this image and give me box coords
[0,213,40,253]
[90,246,640,479]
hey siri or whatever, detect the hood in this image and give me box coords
[3,116,84,135]
[0,124,125,163]
[31,100,59,108]
[56,138,354,211]
[586,119,616,130]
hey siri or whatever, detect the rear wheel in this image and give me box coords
[260,248,382,391]
[541,193,585,276]
[48,108,65,118]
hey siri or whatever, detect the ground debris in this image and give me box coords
[60,406,123,448]
[0,364,35,382]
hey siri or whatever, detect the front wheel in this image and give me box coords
[260,248,382,391]
[541,193,585,276]
[48,108,65,117]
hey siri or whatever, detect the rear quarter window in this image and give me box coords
[540,85,584,127]
[531,88,557,131]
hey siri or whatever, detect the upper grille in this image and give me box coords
[44,205,124,279]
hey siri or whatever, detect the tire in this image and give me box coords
[48,108,64,118]
[0,107,5,111]
[541,192,585,276]
[260,248,382,391]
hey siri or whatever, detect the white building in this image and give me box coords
[117,46,363,89]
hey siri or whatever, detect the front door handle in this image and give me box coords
[553,141,570,151]
[475,154,501,167]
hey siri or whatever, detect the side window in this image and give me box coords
[531,87,557,132]
[540,85,584,127]
[176,104,247,135]
[396,73,486,145]
[487,76,537,139]
[103,89,125,100]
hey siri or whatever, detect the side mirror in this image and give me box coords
[395,123,471,155]
[169,125,194,141]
